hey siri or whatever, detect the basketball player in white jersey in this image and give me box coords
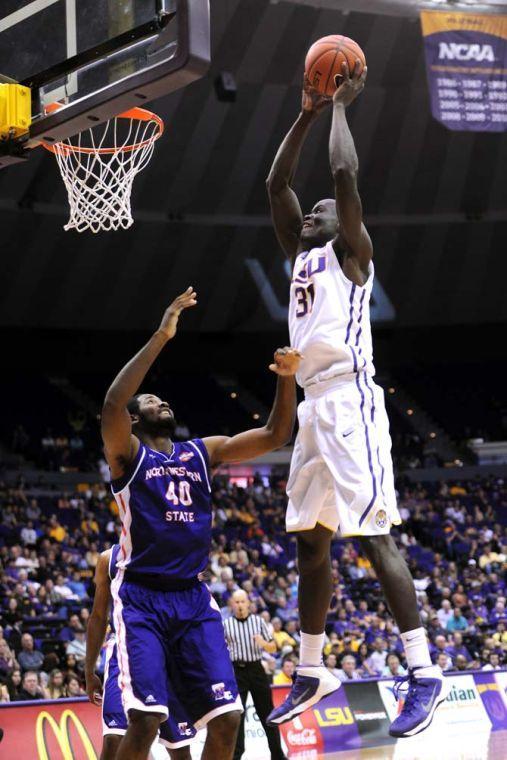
[265,62,447,738]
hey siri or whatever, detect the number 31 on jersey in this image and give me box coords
[295,283,315,317]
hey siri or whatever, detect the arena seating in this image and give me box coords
[0,469,505,701]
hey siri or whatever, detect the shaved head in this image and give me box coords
[231,590,251,619]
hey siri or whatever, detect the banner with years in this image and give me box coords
[420,10,507,132]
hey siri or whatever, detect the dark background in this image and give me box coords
[1,0,506,375]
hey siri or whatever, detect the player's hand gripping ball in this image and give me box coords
[302,73,332,115]
[305,35,366,98]
[269,347,303,376]
[333,60,367,107]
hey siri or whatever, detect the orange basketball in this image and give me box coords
[305,35,366,98]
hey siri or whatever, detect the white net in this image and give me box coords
[49,110,163,233]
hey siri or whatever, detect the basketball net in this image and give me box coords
[44,107,164,233]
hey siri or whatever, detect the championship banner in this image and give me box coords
[420,11,507,132]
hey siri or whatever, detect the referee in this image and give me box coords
[224,590,286,760]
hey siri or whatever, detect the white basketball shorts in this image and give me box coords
[286,373,401,537]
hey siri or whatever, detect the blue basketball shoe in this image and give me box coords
[389,668,448,737]
[267,666,341,725]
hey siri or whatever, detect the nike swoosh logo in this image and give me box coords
[343,431,354,438]
[420,684,439,712]
[292,687,313,706]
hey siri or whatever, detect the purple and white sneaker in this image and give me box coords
[389,668,449,738]
[267,666,341,725]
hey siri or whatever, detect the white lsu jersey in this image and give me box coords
[289,240,375,388]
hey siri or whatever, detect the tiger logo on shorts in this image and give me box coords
[375,510,388,529]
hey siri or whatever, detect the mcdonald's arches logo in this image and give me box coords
[35,709,98,760]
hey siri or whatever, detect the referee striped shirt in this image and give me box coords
[223,614,273,662]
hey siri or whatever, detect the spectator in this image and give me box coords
[445,632,472,663]
[48,516,66,543]
[482,653,502,671]
[273,657,295,686]
[17,671,44,701]
[67,572,89,602]
[44,669,66,699]
[0,638,18,678]
[437,600,453,629]
[271,617,296,653]
[365,638,388,676]
[20,520,37,546]
[446,608,468,633]
[26,499,41,522]
[65,675,85,697]
[436,652,452,672]
[324,653,341,678]
[382,653,406,678]
[66,628,86,662]
[17,633,44,673]
[59,614,83,643]
[479,544,505,571]
[54,573,79,602]
[0,681,9,703]
[489,601,507,627]
[493,623,507,650]
[336,654,360,682]
[452,654,469,672]
[5,669,22,701]
[64,653,80,678]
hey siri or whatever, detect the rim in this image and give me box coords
[42,105,164,155]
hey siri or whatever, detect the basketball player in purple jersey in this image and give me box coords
[101,287,300,760]
[265,63,447,737]
[85,546,196,759]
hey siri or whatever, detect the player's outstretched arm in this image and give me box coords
[266,78,330,262]
[203,348,301,467]
[85,550,111,706]
[330,61,372,273]
[101,288,197,479]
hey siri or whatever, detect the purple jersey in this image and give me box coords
[111,439,212,582]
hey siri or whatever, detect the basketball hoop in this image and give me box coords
[43,106,164,233]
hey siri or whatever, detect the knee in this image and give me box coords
[127,709,161,740]
[358,534,399,565]
[297,532,331,572]
[169,748,192,760]
[100,735,121,760]
[207,710,242,744]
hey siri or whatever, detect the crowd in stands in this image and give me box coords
[0,472,506,703]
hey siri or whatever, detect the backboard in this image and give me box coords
[0,0,210,166]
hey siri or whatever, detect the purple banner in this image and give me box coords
[420,11,507,132]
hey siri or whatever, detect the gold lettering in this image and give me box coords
[314,706,355,726]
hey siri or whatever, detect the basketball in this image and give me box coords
[305,35,366,98]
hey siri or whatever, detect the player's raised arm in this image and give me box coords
[85,550,111,705]
[266,78,330,262]
[203,348,301,467]
[101,287,197,479]
[330,61,372,273]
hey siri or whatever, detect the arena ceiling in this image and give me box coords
[0,0,506,333]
